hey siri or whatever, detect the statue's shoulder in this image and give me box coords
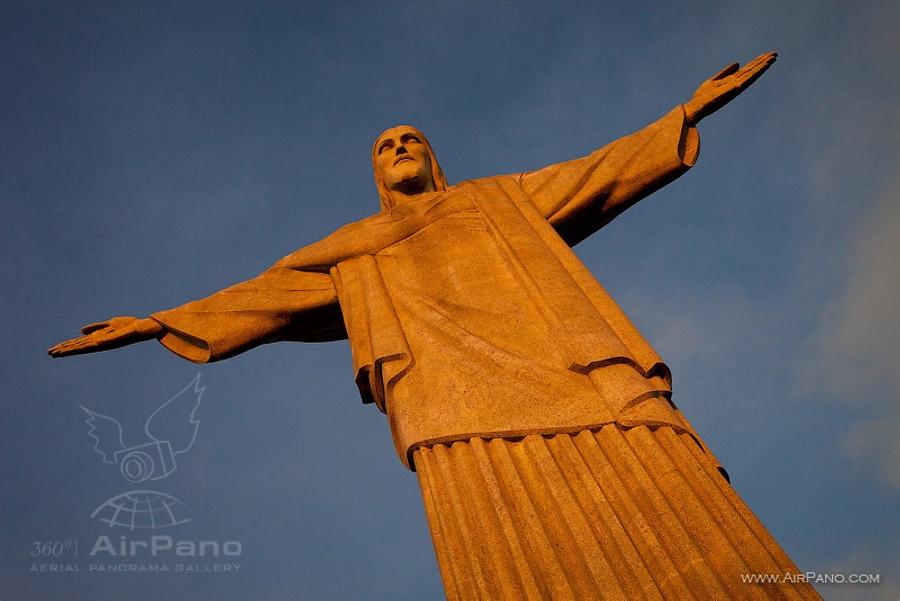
[451,172,522,193]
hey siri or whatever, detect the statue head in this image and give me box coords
[372,125,447,211]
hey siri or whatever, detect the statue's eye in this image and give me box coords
[377,142,392,155]
[403,135,420,145]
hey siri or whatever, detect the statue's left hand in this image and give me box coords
[48,316,163,358]
[683,51,777,125]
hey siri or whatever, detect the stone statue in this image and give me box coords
[50,52,820,600]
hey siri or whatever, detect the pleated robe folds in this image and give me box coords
[149,106,820,599]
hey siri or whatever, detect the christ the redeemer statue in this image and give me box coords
[51,52,820,600]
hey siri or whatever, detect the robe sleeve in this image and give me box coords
[150,267,346,363]
[518,105,700,246]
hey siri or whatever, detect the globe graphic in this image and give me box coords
[90,490,191,530]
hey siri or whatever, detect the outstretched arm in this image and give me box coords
[520,52,777,245]
[48,267,345,363]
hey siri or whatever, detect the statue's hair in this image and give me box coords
[372,125,447,211]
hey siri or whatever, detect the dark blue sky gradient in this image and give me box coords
[2,1,898,599]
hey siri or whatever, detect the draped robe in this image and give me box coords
[152,106,698,465]
[149,106,820,599]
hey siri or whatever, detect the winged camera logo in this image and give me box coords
[79,374,204,530]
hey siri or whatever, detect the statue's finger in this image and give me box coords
[51,336,80,350]
[49,344,78,357]
[81,321,111,335]
[748,51,774,65]
[48,341,76,356]
[48,339,72,354]
[712,62,740,80]
[49,337,97,357]
[51,346,81,357]
[736,59,775,88]
[56,336,94,351]
[739,52,777,77]
[58,339,85,352]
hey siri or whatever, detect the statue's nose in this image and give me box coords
[396,145,408,155]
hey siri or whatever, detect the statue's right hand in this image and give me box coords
[683,51,777,125]
[48,316,162,358]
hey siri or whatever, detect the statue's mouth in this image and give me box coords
[394,156,415,166]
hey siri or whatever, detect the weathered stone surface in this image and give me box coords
[51,52,820,599]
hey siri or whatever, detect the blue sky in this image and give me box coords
[2,1,898,599]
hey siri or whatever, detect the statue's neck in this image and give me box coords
[390,175,436,203]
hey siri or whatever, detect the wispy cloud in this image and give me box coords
[815,541,900,601]
[802,176,900,487]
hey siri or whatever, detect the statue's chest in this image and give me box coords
[378,192,523,305]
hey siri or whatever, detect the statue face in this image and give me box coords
[374,126,435,196]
